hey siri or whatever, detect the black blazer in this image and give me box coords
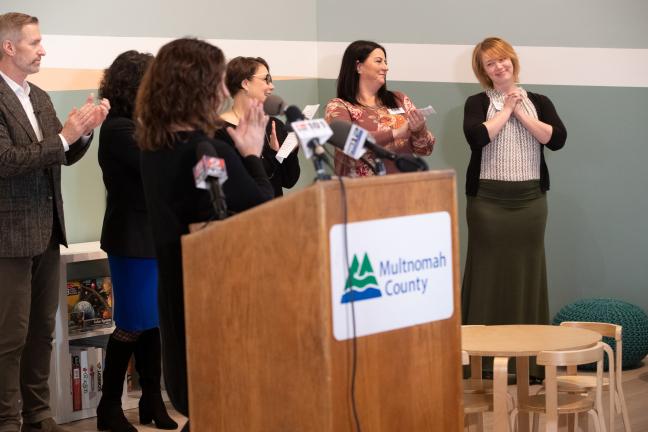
[98,114,155,257]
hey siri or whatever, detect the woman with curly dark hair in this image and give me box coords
[136,38,273,432]
[97,50,177,432]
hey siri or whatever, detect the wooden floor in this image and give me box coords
[478,355,648,431]
[62,357,647,431]
[62,405,187,432]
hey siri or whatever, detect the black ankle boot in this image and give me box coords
[96,334,137,432]
[97,403,137,432]
[139,392,177,429]
[135,328,178,430]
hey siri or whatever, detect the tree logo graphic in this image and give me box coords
[341,253,382,303]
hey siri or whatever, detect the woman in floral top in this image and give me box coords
[325,40,435,176]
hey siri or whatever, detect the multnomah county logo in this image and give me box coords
[329,212,454,340]
[341,253,382,303]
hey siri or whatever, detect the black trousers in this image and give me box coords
[156,245,189,417]
[0,235,60,431]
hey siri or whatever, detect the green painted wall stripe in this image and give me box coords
[4,1,647,48]
[316,0,648,48]
[1,1,317,41]
[51,79,648,316]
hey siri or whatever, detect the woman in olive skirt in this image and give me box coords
[461,37,567,329]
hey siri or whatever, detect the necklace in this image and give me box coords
[231,107,242,124]
[232,106,273,155]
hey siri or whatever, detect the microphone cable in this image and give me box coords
[325,147,362,432]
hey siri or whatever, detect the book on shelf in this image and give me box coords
[95,347,104,395]
[67,277,113,334]
[70,347,105,411]
[71,354,81,411]
[79,350,91,410]
[87,347,101,409]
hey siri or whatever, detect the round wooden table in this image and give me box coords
[462,325,601,432]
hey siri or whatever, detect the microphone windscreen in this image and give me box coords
[328,120,353,149]
[263,94,285,116]
[395,155,429,172]
[196,140,218,159]
[284,105,305,123]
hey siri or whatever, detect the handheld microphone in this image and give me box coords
[328,120,428,173]
[194,141,228,220]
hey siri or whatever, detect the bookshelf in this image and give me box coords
[50,241,139,423]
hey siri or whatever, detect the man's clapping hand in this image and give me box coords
[61,93,111,144]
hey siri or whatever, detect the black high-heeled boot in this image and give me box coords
[96,334,138,432]
[135,328,178,430]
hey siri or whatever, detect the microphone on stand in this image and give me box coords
[327,121,383,176]
[328,120,428,173]
[291,120,333,181]
[194,141,228,220]
[266,95,333,181]
[263,95,304,131]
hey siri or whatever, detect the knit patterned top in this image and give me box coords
[480,88,541,181]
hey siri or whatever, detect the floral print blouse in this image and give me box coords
[324,91,435,176]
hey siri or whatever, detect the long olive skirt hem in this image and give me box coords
[461,180,549,325]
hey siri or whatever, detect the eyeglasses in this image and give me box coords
[251,73,273,85]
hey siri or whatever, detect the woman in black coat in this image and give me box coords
[97,51,177,431]
[135,38,273,432]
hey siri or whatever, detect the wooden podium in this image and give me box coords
[182,170,463,431]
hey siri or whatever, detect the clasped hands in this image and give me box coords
[503,88,525,117]
[61,93,111,144]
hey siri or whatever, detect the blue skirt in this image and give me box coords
[108,255,159,331]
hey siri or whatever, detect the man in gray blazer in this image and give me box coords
[0,13,109,432]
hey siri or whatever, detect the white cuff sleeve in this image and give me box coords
[60,132,91,152]
[59,134,70,152]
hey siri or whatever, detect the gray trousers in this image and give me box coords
[0,236,60,432]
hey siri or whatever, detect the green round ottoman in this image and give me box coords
[553,298,648,369]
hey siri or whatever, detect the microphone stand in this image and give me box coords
[373,158,387,176]
[359,156,386,176]
[308,139,332,181]
[209,180,229,221]
[394,154,429,172]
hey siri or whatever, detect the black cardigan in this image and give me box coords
[463,91,567,196]
[215,117,300,197]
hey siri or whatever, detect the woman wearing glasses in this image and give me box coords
[461,37,567,329]
[217,56,300,197]
[325,40,435,176]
